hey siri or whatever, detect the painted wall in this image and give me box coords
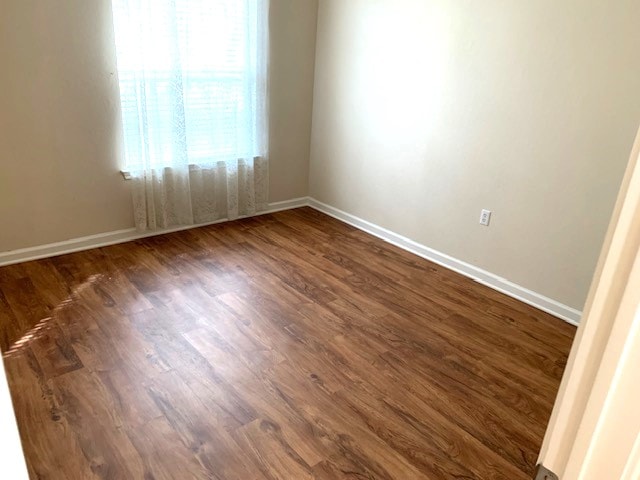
[309,0,640,310]
[0,0,318,252]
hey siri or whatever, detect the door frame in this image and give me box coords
[538,126,640,479]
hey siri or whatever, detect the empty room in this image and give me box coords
[1,0,640,479]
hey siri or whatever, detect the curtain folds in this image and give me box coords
[131,157,269,231]
[112,0,269,231]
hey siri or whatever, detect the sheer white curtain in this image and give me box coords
[111,0,269,231]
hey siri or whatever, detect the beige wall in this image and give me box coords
[269,0,318,204]
[309,0,640,310]
[0,0,318,253]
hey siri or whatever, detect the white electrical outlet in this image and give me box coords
[479,209,492,226]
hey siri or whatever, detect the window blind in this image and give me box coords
[111,0,267,172]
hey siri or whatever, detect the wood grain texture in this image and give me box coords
[0,207,575,479]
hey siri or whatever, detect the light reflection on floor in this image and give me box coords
[2,274,104,359]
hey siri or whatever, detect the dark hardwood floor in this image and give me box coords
[0,207,575,479]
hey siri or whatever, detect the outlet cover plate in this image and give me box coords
[480,209,492,226]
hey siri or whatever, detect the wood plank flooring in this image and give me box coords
[0,207,576,479]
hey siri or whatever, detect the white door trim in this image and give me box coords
[538,126,640,479]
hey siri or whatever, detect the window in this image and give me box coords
[111,0,268,173]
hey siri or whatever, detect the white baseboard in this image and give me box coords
[0,197,309,268]
[307,198,582,326]
[0,195,581,326]
[260,197,310,214]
